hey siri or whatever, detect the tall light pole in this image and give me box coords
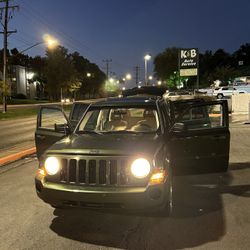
[144,54,151,86]
[1,0,19,113]
[1,34,58,112]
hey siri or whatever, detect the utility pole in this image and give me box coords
[102,59,112,79]
[0,0,18,113]
[134,66,140,86]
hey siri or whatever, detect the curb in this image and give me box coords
[0,147,36,166]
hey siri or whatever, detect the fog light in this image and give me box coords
[44,157,60,175]
[149,188,162,200]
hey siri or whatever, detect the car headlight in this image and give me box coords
[44,157,60,175]
[131,158,151,178]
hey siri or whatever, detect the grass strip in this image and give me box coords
[0,104,72,120]
[0,107,38,120]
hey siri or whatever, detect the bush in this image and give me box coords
[13,93,27,99]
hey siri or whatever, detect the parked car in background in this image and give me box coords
[213,86,247,99]
[163,90,193,100]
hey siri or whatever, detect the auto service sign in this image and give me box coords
[179,48,198,76]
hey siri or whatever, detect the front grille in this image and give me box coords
[59,156,135,186]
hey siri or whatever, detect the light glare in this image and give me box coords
[126,73,132,80]
[45,157,60,175]
[144,54,151,61]
[43,34,59,49]
[131,158,151,178]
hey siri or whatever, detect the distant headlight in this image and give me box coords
[131,158,151,178]
[44,157,60,175]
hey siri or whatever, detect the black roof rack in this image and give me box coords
[122,86,167,97]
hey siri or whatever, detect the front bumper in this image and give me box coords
[35,173,168,210]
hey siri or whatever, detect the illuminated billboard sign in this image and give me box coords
[179,48,198,76]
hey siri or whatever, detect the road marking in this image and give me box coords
[0,147,36,166]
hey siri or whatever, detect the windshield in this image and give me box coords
[76,107,160,133]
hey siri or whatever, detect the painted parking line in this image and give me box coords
[0,147,36,166]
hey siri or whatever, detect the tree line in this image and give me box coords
[154,43,250,89]
[0,46,106,100]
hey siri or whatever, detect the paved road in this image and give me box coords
[0,123,249,250]
[0,102,61,111]
[0,99,103,158]
[0,116,36,157]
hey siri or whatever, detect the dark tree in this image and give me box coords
[154,47,179,80]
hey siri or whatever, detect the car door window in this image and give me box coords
[40,108,68,130]
[70,103,89,121]
[176,103,224,131]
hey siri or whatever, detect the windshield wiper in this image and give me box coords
[78,130,103,135]
[103,130,142,134]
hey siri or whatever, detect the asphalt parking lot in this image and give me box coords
[0,121,249,249]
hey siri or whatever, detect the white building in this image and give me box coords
[10,65,40,99]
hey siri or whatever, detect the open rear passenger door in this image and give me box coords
[35,106,73,159]
[169,100,230,175]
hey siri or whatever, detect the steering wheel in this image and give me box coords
[137,120,151,128]
[139,123,151,129]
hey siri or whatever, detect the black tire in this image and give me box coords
[217,93,223,99]
[51,204,65,209]
[166,170,173,215]
[157,170,173,217]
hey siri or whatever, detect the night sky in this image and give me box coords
[5,0,250,86]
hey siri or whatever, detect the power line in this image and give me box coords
[103,59,112,79]
[20,0,132,71]
[20,1,106,60]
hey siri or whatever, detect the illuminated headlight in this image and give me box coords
[131,158,151,178]
[44,157,60,175]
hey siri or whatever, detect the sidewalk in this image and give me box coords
[0,141,36,166]
[230,112,249,124]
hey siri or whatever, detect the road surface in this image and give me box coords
[0,99,103,158]
[0,122,249,249]
[0,116,36,157]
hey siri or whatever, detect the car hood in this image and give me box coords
[47,133,163,156]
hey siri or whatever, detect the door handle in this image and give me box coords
[213,135,226,140]
[37,135,45,140]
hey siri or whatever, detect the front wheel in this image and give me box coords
[158,171,173,216]
[51,204,65,209]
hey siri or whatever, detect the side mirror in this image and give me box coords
[171,122,186,133]
[54,123,71,135]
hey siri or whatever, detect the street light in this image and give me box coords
[1,34,58,113]
[42,34,59,50]
[17,35,58,55]
[125,73,132,80]
[144,54,151,86]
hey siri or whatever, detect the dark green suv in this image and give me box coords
[35,96,230,214]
